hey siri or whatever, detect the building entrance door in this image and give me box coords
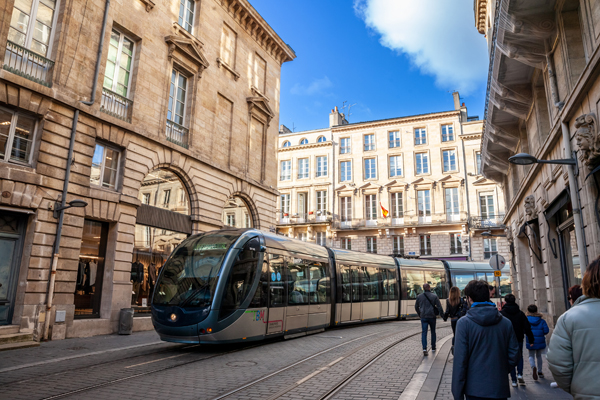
[0,211,26,326]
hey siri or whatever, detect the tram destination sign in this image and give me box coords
[489,254,506,271]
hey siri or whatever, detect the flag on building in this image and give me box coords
[380,202,389,218]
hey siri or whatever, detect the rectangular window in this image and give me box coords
[414,128,427,145]
[167,69,187,126]
[220,24,236,66]
[8,0,59,57]
[316,156,328,177]
[0,108,37,165]
[420,234,431,255]
[341,237,351,250]
[389,155,402,177]
[364,158,377,179]
[226,213,235,227]
[340,160,352,182]
[450,233,462,254]
[163,189,171,207]
[280,160,291,181]
[297,193,308,217]
[253,54,267,92]
[443,149,457,172]
[445,187,459,219]
[299,232,307,242]
[484,238,498,259]
[365,194,377,221]
[103,30,134,98]
[415,152,429,174]
[298,158,309,179]
[476,151,482,175]
[90,143,121,190]
[280,194,290,216]
[364,134,375,151]
[316,190,327,213]
[340,137,351,154]
[417,190,431,217]
[142,193,150,205]
[480,194,495,219]
[340,197,352,221]
[178,0,195,33]
[366,236,377,253]
[393,235,404,255]
[391,192,403,218]
[389,131,401,148]
[316,232,326,246]
[442,124,454,142]
[244,213,250,228]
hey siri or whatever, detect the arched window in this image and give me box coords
[282,141,291,148]
[222,196,253,228]
[300,138,308,145]
[317,136,326,143]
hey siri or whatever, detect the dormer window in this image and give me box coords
[300,138,308,145]
[317,136,326,143]
[282,140,291,148]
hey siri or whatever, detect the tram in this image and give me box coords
[151,229,511,344]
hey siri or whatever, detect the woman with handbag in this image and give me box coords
[443,286,465,354]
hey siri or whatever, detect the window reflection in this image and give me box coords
[404,269,425,299]
[138,169,189,214]
[222,196,253,228]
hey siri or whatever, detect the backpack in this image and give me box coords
[458,298,469,317]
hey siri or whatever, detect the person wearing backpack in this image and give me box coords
[500,294,534,387]
[415,283,443,356]
[443,286,466,354]
[525,304,549,380]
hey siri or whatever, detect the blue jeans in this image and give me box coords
[510,341,524,381]
[421,318,436,350]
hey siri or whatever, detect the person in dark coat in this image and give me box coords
[500,294,534,387]
[443,286,466,354]
[452,280,519,400]
[415,283,443,356]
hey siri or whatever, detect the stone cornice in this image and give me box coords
[475,0,488,34]
[278,141,332,152]
[331,110,460,133]
[215,0,296,65]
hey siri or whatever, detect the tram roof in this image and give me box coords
[331,248,396,269]
[393,258,445,269]
[443,261,510,272]
[261,231,330,259]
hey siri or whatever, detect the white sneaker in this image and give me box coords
[512,381,518,387]
[517,375,525,384]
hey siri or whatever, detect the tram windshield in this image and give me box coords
[152,232,238,307]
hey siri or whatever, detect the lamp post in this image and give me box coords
[508,151,588,273]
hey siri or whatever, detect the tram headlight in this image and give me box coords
[170,313,178,322]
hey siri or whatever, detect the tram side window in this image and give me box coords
[363,266,380,301]
[351,266,362,302]
[268,254,286,307]
[219,237,260,319]
[453,272,475,297]
[388,270,398,300]
[249,259,269,308]
[424,270,447,299]
[287,257,309,305]
[308,262,329,304]
[403,269,425,299]
[382,269,389,301]
[340,265,351,303]
[500,273,512,295]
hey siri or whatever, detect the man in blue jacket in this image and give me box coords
[452,280,519,400]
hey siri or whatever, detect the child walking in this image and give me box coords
[526,304,550,380]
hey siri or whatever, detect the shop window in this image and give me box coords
[75,220,108,318]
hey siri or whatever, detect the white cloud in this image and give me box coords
[291,76,333,95]
[354,0,488,94]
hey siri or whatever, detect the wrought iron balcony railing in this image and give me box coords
[277,212,332,225]
[3,40,55,87]
[469,214,506,229]
[166,120,189,149]
[101,88,133,123]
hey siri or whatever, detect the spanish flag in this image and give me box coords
[380,202,389,218]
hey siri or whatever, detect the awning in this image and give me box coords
[136,204,192,234]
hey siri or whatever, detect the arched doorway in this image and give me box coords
[132,168,191,313]
[221,196,253,228]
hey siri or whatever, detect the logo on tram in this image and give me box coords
[245,310,265,322]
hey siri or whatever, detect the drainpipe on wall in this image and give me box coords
[43,0,110,340]
[460,134,473,262]
[331,137,336,246]
[561,120,589,273]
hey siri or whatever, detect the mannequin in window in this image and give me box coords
[131,260,144,305]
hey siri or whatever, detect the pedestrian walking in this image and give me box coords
[452,280,519,400]
[568,284,583,305]
[525,304,549,380]
[442,286,466,354]
[548,257,600,400]
[500,293,534,387]
[415,283,443,356]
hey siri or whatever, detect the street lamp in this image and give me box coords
[508,152,576,166]
[53,199,88,219]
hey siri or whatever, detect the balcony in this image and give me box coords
[3,40,54,87]
[277,212,332,225]
[101,88,133,123]
[470,214,506,229]
[166,120,189,149]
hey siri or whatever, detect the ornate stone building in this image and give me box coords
[276,95,509,265]
[0,0,294,340]
[475,0,600,325]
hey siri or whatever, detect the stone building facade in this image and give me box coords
[475,0,600,325]
[0,0,294,339]
[276,96,509,265]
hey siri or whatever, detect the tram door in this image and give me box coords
[266,254,285,335]
[285,257,309,331]
[341,265,362,321]
[380,269,390,317]
[307,261,329,328]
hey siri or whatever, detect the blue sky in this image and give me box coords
[250,0,490,132]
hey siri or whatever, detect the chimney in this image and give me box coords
[452,91,461,110]
[279,124,292,134]
[329,106,349,127]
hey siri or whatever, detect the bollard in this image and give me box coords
[119,308,134,335]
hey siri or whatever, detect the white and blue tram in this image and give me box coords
[151,229,512,344]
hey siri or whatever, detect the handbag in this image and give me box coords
[424,292,440,316]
